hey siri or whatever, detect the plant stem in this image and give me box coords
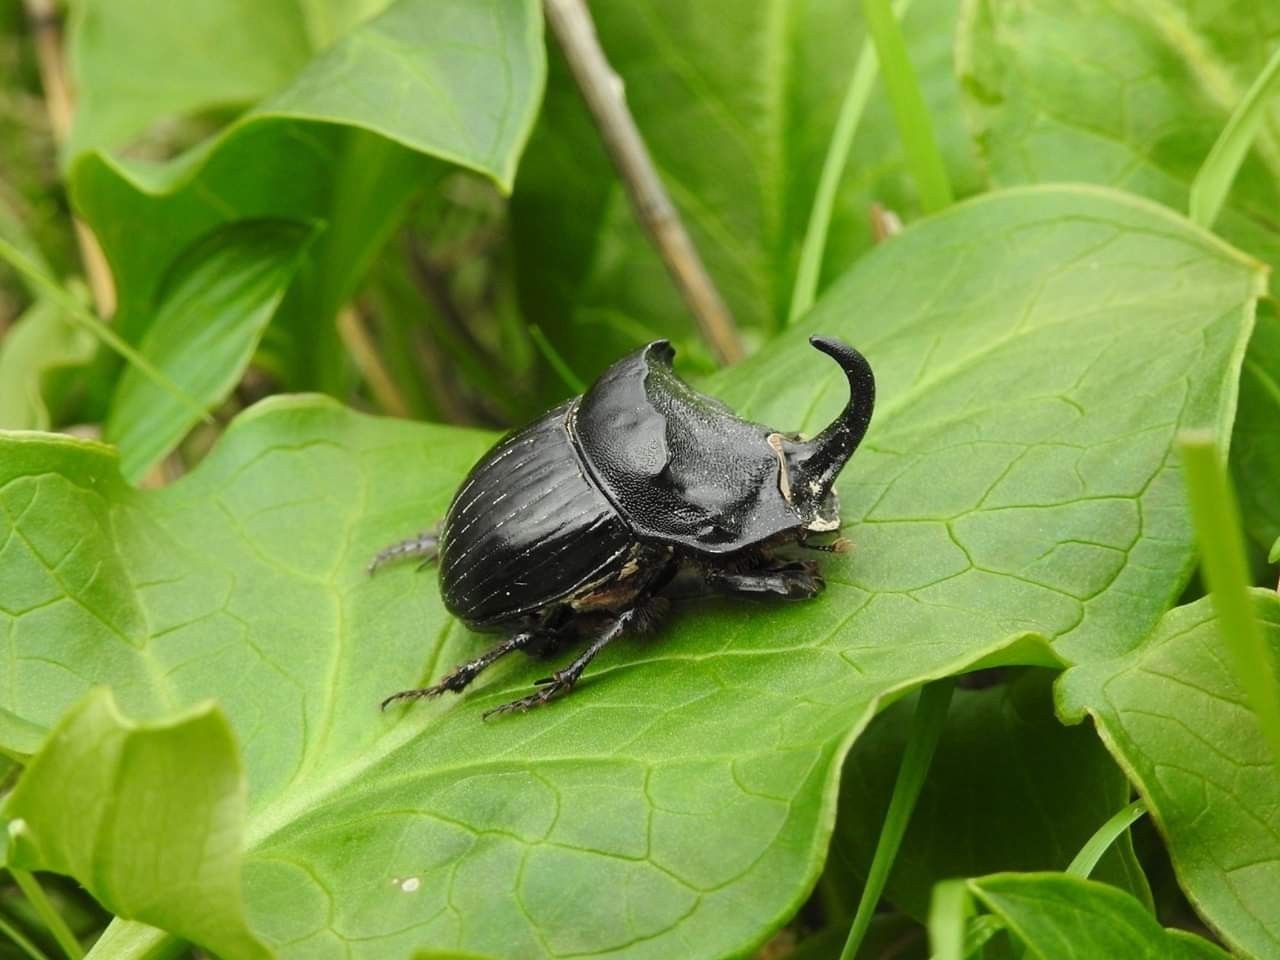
[1190,42,1280,229]
[789,0,913,325]
[22,0,117,316]
[528,324,585,393]
[1066,799,1146,878]
[840,678,956,960]
[926,879,970,960]
[860,0,952,214]
[83,921,182,960]
[0,911,52,960]
[0,236,211,424]
[1179,431,1280,769]
[543,0,744,364]
[335,305,409,417]
[9,871,82,960]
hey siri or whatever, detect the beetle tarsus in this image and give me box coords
[381,629,543,709]
[484,610,634,719]
[368,528,441,575]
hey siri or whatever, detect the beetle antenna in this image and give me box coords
[789,337,875,493]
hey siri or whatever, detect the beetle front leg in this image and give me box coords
[381,628,542,709]
[701,559,825,600]
[800,535,851,554]
[367,525,441,574]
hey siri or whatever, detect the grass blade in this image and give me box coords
[0,237,210,426]
[927,879,970,960]
[788,0,913,325]
[860,0,952,214]
[1178,430,1280,768]
[1190,43,1280,229]
[0,910,53,960]
[1066,799,1146,879]
[528,324,585,393]
[840,678,955,960]
[9,871,82,960]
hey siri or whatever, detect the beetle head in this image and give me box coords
[779,336,875,531]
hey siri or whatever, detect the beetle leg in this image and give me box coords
[701,560,825,599]
[483,610,634,719]
[367,526,440,575]
[381,629,541,709]
[800,535,851,554]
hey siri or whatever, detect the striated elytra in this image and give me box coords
[372,335,875,717]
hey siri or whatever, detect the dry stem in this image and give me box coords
[543,0,744,364]
[24,0,116,316]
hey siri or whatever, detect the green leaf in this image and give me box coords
[967,873,1230,959]
[0,689,267,960]
[0,187,1262,957]
[102,220,316,481]
[510,0,982,386]
[828,671,1151,920]
[1059,592,1280,958]
[1233,303,1280,554]
[67,0,544,376]
[957,0,1280,286]
[0,299,95,431]
[69,0,540,189]
[64,0,312,162]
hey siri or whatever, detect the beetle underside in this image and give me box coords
[372,530,846,718]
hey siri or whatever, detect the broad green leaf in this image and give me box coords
[0,298,94,431]
[957,0,1280,286]
[0,689,267,960]
[67,0,544,381]
[967,873,1230,960]
[65,0,311,162]
[827,671,1150,921]
[1059,592,1280,958]
[956,1,1280,559]
[102,220,315,482]
[1234,303,1280,554]
[510,0,982,387]
[0,187,1261,957]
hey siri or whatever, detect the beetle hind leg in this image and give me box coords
[367,525,441,575]
[483,608,639,719]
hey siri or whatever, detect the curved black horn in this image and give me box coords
[790,336,875,492]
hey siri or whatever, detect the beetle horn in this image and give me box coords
[788,336,875,493]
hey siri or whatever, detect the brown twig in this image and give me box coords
[543,0,744,365]
[23,0,116,316]
[336,305,410,417]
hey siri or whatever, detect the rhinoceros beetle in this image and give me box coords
[372,335,875,717]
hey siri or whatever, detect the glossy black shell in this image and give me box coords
[438,340,850,627]
[438,402,633,627]
[573,341,804,551]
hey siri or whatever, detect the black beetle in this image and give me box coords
[373,335,874,717]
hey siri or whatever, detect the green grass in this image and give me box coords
[859,0,952,214]
[1179,430,1280,769]
[1190,43,1280,229]
[840,679,955,960]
